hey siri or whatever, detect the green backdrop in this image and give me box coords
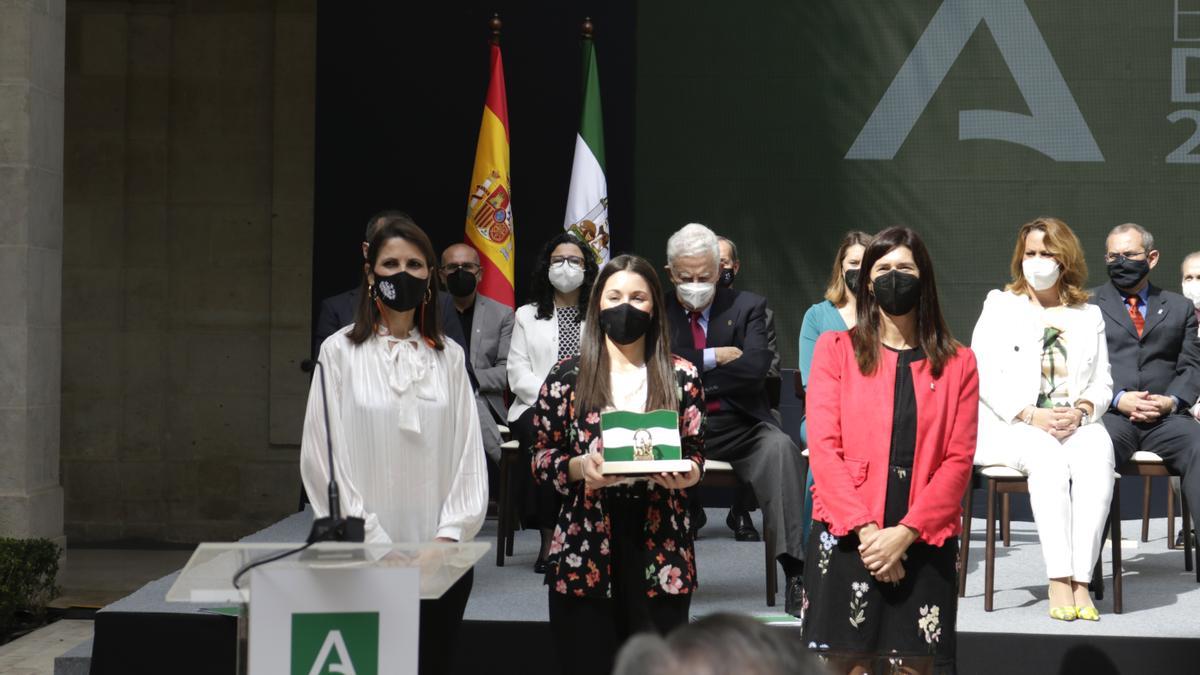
[635,1,1200,369]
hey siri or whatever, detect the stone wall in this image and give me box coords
[0,0,67,544]
[60,0,314,543]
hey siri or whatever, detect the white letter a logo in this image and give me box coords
[308,630,358,675]
[846,0,1102,162]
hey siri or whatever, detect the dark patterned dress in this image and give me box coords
[531,355,706,599]
[802,347,960,673]
[556,306,581,359]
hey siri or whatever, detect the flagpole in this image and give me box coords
[581,16,593,40]
[490,13,501,44]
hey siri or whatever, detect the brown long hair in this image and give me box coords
[348,213,444,349]
[1005,217,1090,307]
[852,227,959,378]
[823,230,873,306]
[573,255,679,415]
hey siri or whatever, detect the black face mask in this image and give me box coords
[843,268,861,294]
[1106,257,1150,290]
[445,269,478,298]
[373,271,428,312]
[872,270,921,316]
[599,303,653,345]
[718,267,736,289]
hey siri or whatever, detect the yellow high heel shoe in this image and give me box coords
[1049,605,1078,621]
[1074,605,1100,621]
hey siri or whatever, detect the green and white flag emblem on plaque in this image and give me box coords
[600,409,692,475]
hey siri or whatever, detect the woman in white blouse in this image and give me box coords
[301,213,487,675]
[507,232,599,572]
[971,217,1114,623]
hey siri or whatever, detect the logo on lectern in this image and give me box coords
[291,612,379,675]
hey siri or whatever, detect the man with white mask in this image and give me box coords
[662,223,808,616]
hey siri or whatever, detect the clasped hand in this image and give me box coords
[857,523,916,584]
[1029,406,1083,440]
[1117,391,1175,423]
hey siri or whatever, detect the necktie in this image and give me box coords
[690,312,721,413]
[1127,295,1144,338]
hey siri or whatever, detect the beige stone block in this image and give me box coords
[167,139,270,205]
[119,393,164,461]
[60,391,120,461]
[166,460,199,500]
[60,327,119,394]
[0,167,29,246]
[0,407,30,492]
[0,7,31,84]
[122,499,166,524]
[0,83,31,164]
[25,245,60,327]
[197,460,240,501]
[126,8,171,80]
[168,268,271,328]
[61,131,125,203]
[0,482,63,539]
[210,207,271,268]
[27,166,62,249]
[123,136,168,201]
[119,460,165,500]
[0,325,28,407]
[122,267,168,328]
[23,402,59,485]
[28,87,64,173]
[178,331,269,395]
[240,459,298,504]
[30,3,65,97]
[268,393,304,446]
[78,10,126,78]
[60,265,120,327]
[167,393,267,455]
[122,204,167,263]
[0,247,28,327]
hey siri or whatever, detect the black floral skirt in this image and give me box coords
[800,520,960,673]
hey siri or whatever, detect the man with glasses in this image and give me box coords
[1091,223,1200,548]
[440,243,514,466]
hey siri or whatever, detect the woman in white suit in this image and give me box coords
[972,217,1114,623]
[507,233,599,572]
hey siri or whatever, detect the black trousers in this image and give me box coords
[547,490,691,675]
[1103,410,1200,533]
[512,408,561,533]
[418,568,473,675]
[704,412,807,567]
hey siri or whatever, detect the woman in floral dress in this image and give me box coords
[532,254,706,675]
[803,228,979,674]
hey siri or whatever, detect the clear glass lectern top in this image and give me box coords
[166,541,490,604]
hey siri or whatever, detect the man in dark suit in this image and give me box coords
[440,243,514,466]
[1092,223,1200,540]
[664,223,807,615]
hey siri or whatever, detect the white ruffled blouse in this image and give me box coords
[300,325,488,544]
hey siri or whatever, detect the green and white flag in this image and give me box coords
[564,30,609,263]
[600,409,691,475]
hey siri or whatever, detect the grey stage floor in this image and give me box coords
[474,509,1200,638]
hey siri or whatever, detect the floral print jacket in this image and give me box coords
[532,355,706,599]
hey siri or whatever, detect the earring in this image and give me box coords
[423,286,433,303]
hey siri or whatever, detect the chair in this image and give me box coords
[1108,449,1195,612]
[959,465,1118,612]
[494,425,521,566]
[700,460,778,606]
[1139,471,1183,550]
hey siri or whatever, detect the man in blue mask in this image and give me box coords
[1091,223,1200,551]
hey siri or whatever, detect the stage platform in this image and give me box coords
[58,507,1200,675]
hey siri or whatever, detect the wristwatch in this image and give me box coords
[1074,406,1090,424]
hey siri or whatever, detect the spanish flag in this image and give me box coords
[465,38,515,308]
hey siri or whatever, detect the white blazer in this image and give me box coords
[971,289,1113,457]
[506,303,585,422]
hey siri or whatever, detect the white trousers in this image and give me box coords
[976,423,1115,582]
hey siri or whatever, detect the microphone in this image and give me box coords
[307,360,365,543]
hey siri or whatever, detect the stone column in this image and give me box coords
[0,0,66,544]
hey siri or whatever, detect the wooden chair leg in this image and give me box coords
[985,478,997,612]
[1168,479,1177,550]
[1112,482,1123,614]
[1141,476,1151,543]
[1001,493,1012,548]
[958,479,974,598]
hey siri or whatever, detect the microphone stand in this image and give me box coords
[307,360,366,544]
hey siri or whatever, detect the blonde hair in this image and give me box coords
[1005,217,1090,307]
[823,231,872,307]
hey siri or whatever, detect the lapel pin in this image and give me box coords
[930,382,936,391]
[1157,309,1163,315]
[727,319,733,326]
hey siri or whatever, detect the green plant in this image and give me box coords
[0,538,61,637]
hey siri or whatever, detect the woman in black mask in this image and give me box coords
[302,213,487,675]
[532,254,706,675]
[803,227,978,674]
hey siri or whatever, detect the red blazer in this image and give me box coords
[807,331,979,546]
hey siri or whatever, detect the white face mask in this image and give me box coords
[676,281,716,311]
[1022,257,1061,292]
[548,263,585,294]
[1183,280,1200,308]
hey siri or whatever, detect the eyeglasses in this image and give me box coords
[1103,251,1147,264]
[550,255,585,270]
[441,263,481,275]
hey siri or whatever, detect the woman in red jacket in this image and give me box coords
[802,227,978,675]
